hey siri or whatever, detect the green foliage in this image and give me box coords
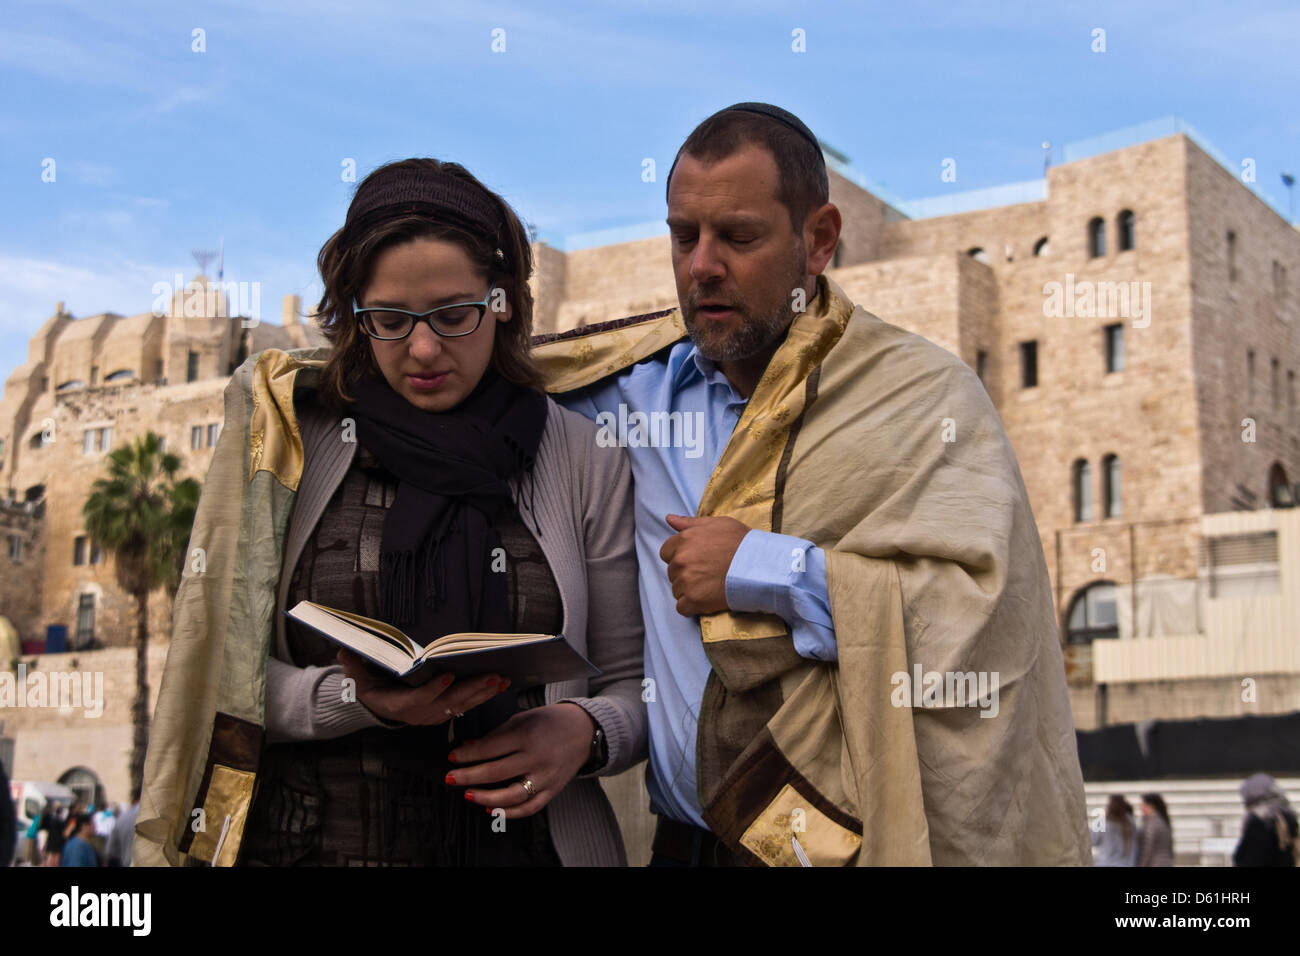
[82,431,201,600]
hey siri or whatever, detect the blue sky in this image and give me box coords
[2,0,1297,386]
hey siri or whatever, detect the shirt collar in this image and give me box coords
[671,340,738,396]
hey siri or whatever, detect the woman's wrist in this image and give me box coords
[558,701,607,774]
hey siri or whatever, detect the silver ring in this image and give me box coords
[520,778,536,797]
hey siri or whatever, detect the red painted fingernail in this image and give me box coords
[464,791,475,801]
[444,773,456,785]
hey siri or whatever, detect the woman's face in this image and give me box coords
[360,237,510,412]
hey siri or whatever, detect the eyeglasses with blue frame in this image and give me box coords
[353,287,499,340]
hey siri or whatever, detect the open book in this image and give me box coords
[287,600,600,688]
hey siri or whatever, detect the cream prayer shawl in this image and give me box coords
[533,276,1092,866]
[134,348,328,866]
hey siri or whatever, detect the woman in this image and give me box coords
[1091,794,1138,866]
[1233,773,1298,867]
[1136,793,1173,867]
[135,159,646,866]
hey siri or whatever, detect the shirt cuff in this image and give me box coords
[725,529,837,662]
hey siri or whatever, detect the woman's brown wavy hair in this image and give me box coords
[314,158,544,406]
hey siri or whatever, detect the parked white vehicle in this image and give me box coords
[8,780,75,865]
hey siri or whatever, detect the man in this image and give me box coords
[535,103,1091,865]
[60,814,100,868]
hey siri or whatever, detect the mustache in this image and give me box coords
[687,288,746,311]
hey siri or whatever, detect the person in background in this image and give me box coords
[39,800,65,866]
[92,802,115,859]
[1234,773,1298,867]
[107,790,140,867]
[1091,794,1139,866]
[60,814,100,867]
[1137,792,1173,866]
[0,758,15,867]
[24,812,42,865]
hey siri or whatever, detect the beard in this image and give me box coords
[682,242,807,363]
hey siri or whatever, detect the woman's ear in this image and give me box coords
[490,286,512,323]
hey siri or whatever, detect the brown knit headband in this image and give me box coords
[342,166,506,259]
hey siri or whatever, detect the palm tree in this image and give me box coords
[83,432,200,798]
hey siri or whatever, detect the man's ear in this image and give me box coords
[805,202,843,276]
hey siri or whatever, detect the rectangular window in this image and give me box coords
[1227,231,1237,282]
[1247,350,1255,403]
[187,351,199,383]
[90,366,99,386]
[1019,340,1038,389]
[1201,531,1280,598]
[1105,323,1124,373]
[157,435,166,452]
[90,539,102,564]
[1272,358,1280,410]
[100,426,112,452]
[207,423,220,447]
[74,535,87,566]
[975,349,988,385]
[75,594,95,648]
[191,426,203,450]
[8,534,21,562]
[83,429,97,455]
[155,358,165,382]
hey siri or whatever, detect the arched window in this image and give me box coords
[1073,458,1092,522]
[1269,462,1293,508]
[1116,210,1135,251]
[104,369,135,383]
[1088,217,1106,258]
[1102,454,1122,517]
[966,247,990,264]
[1033,236,1050,257]
[1066,582,1119,644]
[56,380,85,391]
[58,766,104,809]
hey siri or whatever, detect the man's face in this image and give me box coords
[666,144,807,363]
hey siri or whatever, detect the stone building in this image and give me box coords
[0,278,325,651]
[2,120,1298,810]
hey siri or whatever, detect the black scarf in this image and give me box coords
[346,369,547,647]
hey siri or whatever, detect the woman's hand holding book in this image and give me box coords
[336,648,511,725]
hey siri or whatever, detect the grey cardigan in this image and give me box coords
[262,394,648,866]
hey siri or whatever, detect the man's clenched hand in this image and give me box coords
[659,514,751,616]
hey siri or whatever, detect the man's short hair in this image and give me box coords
[668,106,829,232]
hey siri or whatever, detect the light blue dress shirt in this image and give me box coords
[559,339,835,829]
